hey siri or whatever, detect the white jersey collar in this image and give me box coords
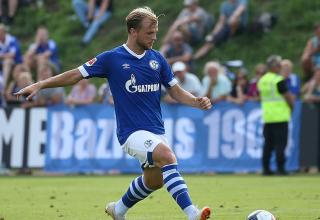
[123,44,146,59]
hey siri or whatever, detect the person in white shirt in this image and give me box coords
[163,61,202,103]
[202,61,232,104]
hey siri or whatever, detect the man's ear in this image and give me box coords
[129,28,137,36]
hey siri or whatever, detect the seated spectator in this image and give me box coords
[162,0,211,46]
[24,26,60,72]
[301,23,320,81]
[161,30,193,69]
[303,66,320,103]
[281,59,301,99]
[0,24,22,87]
[21,63,65,108]
[0,74,4,106]
[6,71,33,105]
[66,79,96,105]
[194,0,248,60]
[202,61,232,104]
[247,63,267,100]
[227,67,249,104]
[0,0,18,25]
[163,61,202,104]
[98,81,113,105]
[72,0,113,45]
[5,64,29,103]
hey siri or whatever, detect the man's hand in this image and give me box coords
[14,82,42,101]
[195,97,212,110]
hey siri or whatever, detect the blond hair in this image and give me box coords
[281,59,293,69]
[126,7,158,32]
[204,61,224,75]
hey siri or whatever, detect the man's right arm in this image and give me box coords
[15,68,83,101]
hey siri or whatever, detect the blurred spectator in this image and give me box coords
[281,59,301,99]
[247,63,267,100]
[66,79,96,105]
[257,55,294,175]
[0,74,4,106]
[194,0,248,60]
[0,0,18,25]
[5,64,29,103]
[303,66,320,104]
[202,61,232,104]
[72,0,113,45]
[21,63,65,108]
[162,0,212,46]
[161,30,193,69]
[24,26,60,72]
[6,71,33,105]
[301,23,320,81]
[227,67,249,104]
[0,24,22,86]
[98,81,113,105]
[163,61,202,103]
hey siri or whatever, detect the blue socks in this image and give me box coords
[161,163,193,210]
[116,175,153,215]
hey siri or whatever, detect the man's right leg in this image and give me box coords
[105,130,165,219]
[106,167,163,219]
[262,123,274,175]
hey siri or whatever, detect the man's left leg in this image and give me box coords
[153,143,211,220]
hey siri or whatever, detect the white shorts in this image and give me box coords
[121,130,168,168]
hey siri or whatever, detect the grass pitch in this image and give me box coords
[0,174,319,220]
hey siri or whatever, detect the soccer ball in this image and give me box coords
[247,210,276,220]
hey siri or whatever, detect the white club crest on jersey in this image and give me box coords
[122,63,130,69]
[125,73,160,93]
[149,60,159,70]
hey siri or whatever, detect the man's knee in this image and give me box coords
[152,143,177,167]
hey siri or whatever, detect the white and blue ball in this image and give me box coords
[247,210,276,220]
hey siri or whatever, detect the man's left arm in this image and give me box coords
[167,84,212,110]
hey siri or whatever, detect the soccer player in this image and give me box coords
[15,7,212,220]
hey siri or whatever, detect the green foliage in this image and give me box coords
[9,0,320,86]
[0,175,319,219]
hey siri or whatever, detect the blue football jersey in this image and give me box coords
[78,44,177,144]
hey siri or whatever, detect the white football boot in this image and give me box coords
[105,202,126,220]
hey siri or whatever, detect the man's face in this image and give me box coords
[174,70,186,82]
[135,18,158,50]
[172,32,184,47]
[208,67,218,80]
[281,63,291,78]
[36,28,48,44]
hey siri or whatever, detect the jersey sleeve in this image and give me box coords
[78,51,110,79]
[159,53,178,88]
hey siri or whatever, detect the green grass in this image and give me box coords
[0,175,319,220]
